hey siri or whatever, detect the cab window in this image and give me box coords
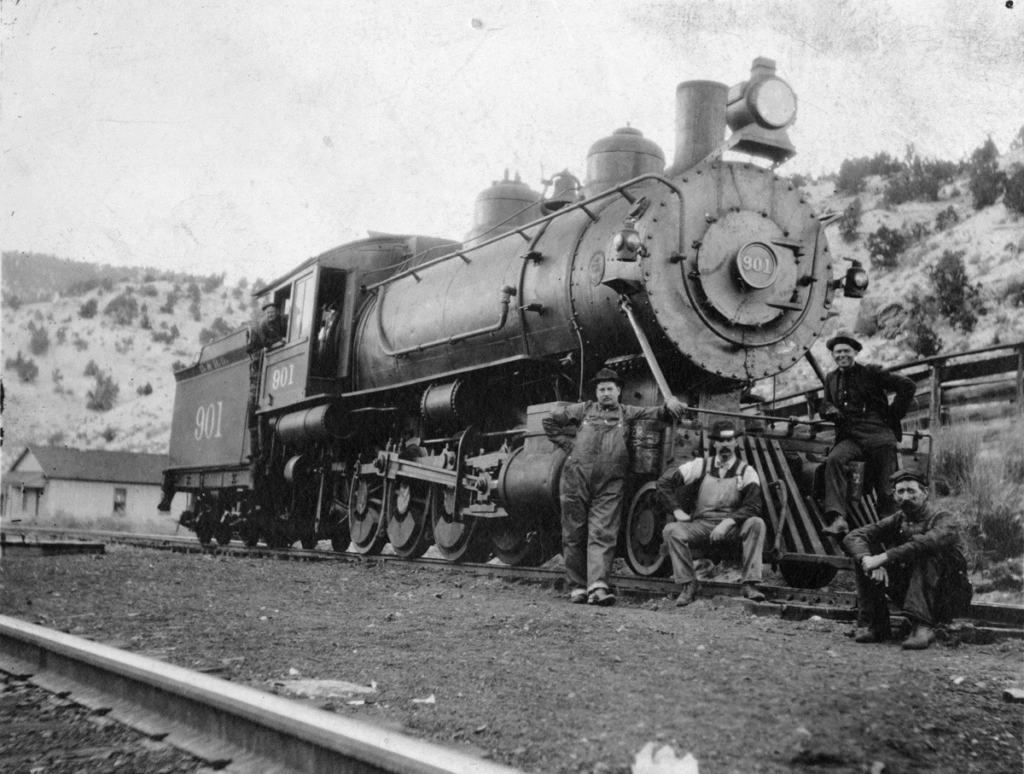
[289,275,313,343]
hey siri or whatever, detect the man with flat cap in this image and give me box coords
[543,368,686,606]
[843,467,971,649]
[818,331,916,537]
[657,420,767,606]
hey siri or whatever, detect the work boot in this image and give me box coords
[569,588,588,605]
[741,582,766,602]
[901,625,936,650]
[674,581,699,607]
[854,626,891,644]
[588,588,616,606]
[821,511,849,537]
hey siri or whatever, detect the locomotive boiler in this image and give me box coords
[162,58,890,587]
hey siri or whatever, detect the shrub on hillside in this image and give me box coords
[967,137,1006,210]
[140,311,152,330]
[1001,278,1024,308]
[152,324,180,345]
[101,426,117,442]
[189,298,202,322]
[904,291,943,357]
[86,371,120,412]
[5,351,39,383]
[865,225,907,270]
[104,293,139,326]
[1003,165,1024,215]
[835,151,903,194]
[838,197,862,242]
[930,250,982,333]
[29,323,50,356]
[137,382,154,396]
[3,292,22,311]
[202,273,225,293]
[199,317,234,345]
[160,289,179,314]
[72,334,88,351]
[187,282,201,302]
[79,298,98,319]
[934,205,959,232]
[84,359,101,377]
[141,283,159,297]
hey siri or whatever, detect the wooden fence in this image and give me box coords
[757,341,1024,432]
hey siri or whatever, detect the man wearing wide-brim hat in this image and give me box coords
[656,419,767,606]
[818,331,916,537]
[543,367,686,606]
[842,467,972,649]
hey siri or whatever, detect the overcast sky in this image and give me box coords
[2,0,1022,283]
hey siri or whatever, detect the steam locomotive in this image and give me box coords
[161,58,905,588]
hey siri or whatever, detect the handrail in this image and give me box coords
[361,173,683,293]
[757,340,1024,424]
[377,285,518,358]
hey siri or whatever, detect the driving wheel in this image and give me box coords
[348,471,388,555]
[430,484,492,562]
[624,482,672,577]
[386,479,433,559]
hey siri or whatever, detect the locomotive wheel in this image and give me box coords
[265,512,295,549]
[386,480,433,559]
[239,516,260,548]
[623,482,672,577]
[779,559,839,589]
[195,519,214,546]
[430,484,492,563]
[329,497,352,552]
[348,473,388,555]
[215,517,233,546]
[491,515,558,567]
[299,532,319,550]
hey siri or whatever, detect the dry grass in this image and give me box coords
[934,419,1024,573]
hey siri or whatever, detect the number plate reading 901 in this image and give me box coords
[263,352,307,406]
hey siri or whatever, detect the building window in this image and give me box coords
[113,487,127,516]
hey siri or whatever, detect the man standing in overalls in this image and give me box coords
[543,368,686,606]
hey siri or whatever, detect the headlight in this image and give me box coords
[749,78,797,129]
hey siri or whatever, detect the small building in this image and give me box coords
[2,445,175,528]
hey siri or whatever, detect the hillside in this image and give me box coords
[2,276,259,465]
[2,155,1023,464]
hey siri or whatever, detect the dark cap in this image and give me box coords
[589,368,623,388]
[891,467,928,486]
[262,301,278,311]
[826,331,862,352]
[708,419,742,441]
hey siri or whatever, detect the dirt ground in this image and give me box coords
[1,546,1021,774]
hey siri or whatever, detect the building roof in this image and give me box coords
[6,446,169,486]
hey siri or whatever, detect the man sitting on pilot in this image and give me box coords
[843,467,972,650]
[657,420,767,607]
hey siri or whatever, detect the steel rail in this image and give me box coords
[0,614,523,774]
[6,527,1023,631]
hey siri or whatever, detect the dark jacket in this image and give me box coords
[843,503,966,568]
[819,362,916,443]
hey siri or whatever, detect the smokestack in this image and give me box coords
[665,80,728,177]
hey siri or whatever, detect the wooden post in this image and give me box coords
[929,360,944,429]
[1016,344,1024,417]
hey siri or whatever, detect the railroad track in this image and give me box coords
[4,526,1023,635]
[0,614,523,774]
